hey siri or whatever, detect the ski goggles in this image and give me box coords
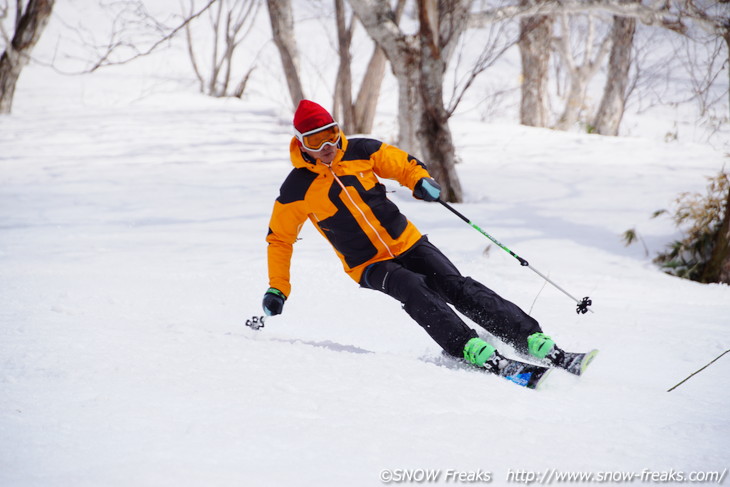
[294,122,341,151]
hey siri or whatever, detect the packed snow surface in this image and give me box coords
[1,3,728,486]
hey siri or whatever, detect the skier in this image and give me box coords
[263,100,595,385]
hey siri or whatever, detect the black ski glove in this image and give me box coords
[262,288,286,316]
[413,177,441,202]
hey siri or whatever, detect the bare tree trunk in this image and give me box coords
[348,0,420,152]
[556,76,588,129]
[393,56,422,156]
[185,13,206,93]
[726,32,730,124]
[591,13,636,135]
[352,47,387,133]
[417,0,462,201]
[553,14,611,131]
[518,2,552,127]
[348,0,470,201]
[266,0,304,108]
[183,0,259,98]
[333,0,355,132]
[419,100,462,201]
[208,1,224,96]
[701,182,730,284]
[351,0,406,134]
[0,0,55,114]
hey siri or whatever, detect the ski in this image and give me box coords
[485,353,553,390]
[431,352,552,390]
[547,349,599,376]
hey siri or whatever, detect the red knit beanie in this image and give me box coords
[293,100,334,133]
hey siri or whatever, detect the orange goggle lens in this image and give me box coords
[297,123,340,151]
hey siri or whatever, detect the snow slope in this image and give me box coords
[2,4,729,487]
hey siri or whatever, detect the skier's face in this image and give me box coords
[303,143,338,164]
[296,122,340,164]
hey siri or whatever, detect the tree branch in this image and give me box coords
[85,0,218,73]
[470,0,726,38]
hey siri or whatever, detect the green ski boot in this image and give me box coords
[463,337,551,389]
[527,332,598,376]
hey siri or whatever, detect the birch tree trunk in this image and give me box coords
[0,0,55,114]
[725,32,730,124]
[352,46,387,134]
[351,0,406,134]
[553,14,611,131]
[518,2,552,127]
[347,0,422,154]
[591,13,636,135]
[394,59,422,156]
[266,0,304,108]
[333,0,355,132]
[416,0,463,202]
[348,0,469,201]
[470,0,728,133]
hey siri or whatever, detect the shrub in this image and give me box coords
[653,169,729,282]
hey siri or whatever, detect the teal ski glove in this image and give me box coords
[262,288,286,316]
[413,177,441,202]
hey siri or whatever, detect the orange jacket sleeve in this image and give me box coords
[369,142,432,190]
[266,198,308,298]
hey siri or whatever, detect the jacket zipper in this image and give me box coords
[328,166,395,259]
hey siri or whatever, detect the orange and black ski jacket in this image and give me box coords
[266,134,431,297]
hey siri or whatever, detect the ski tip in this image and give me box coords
[579,349,599,375]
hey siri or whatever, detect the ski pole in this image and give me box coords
[438,199,593,314]
[245,315,266,330]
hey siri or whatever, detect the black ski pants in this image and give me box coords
[360,236,542,358]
